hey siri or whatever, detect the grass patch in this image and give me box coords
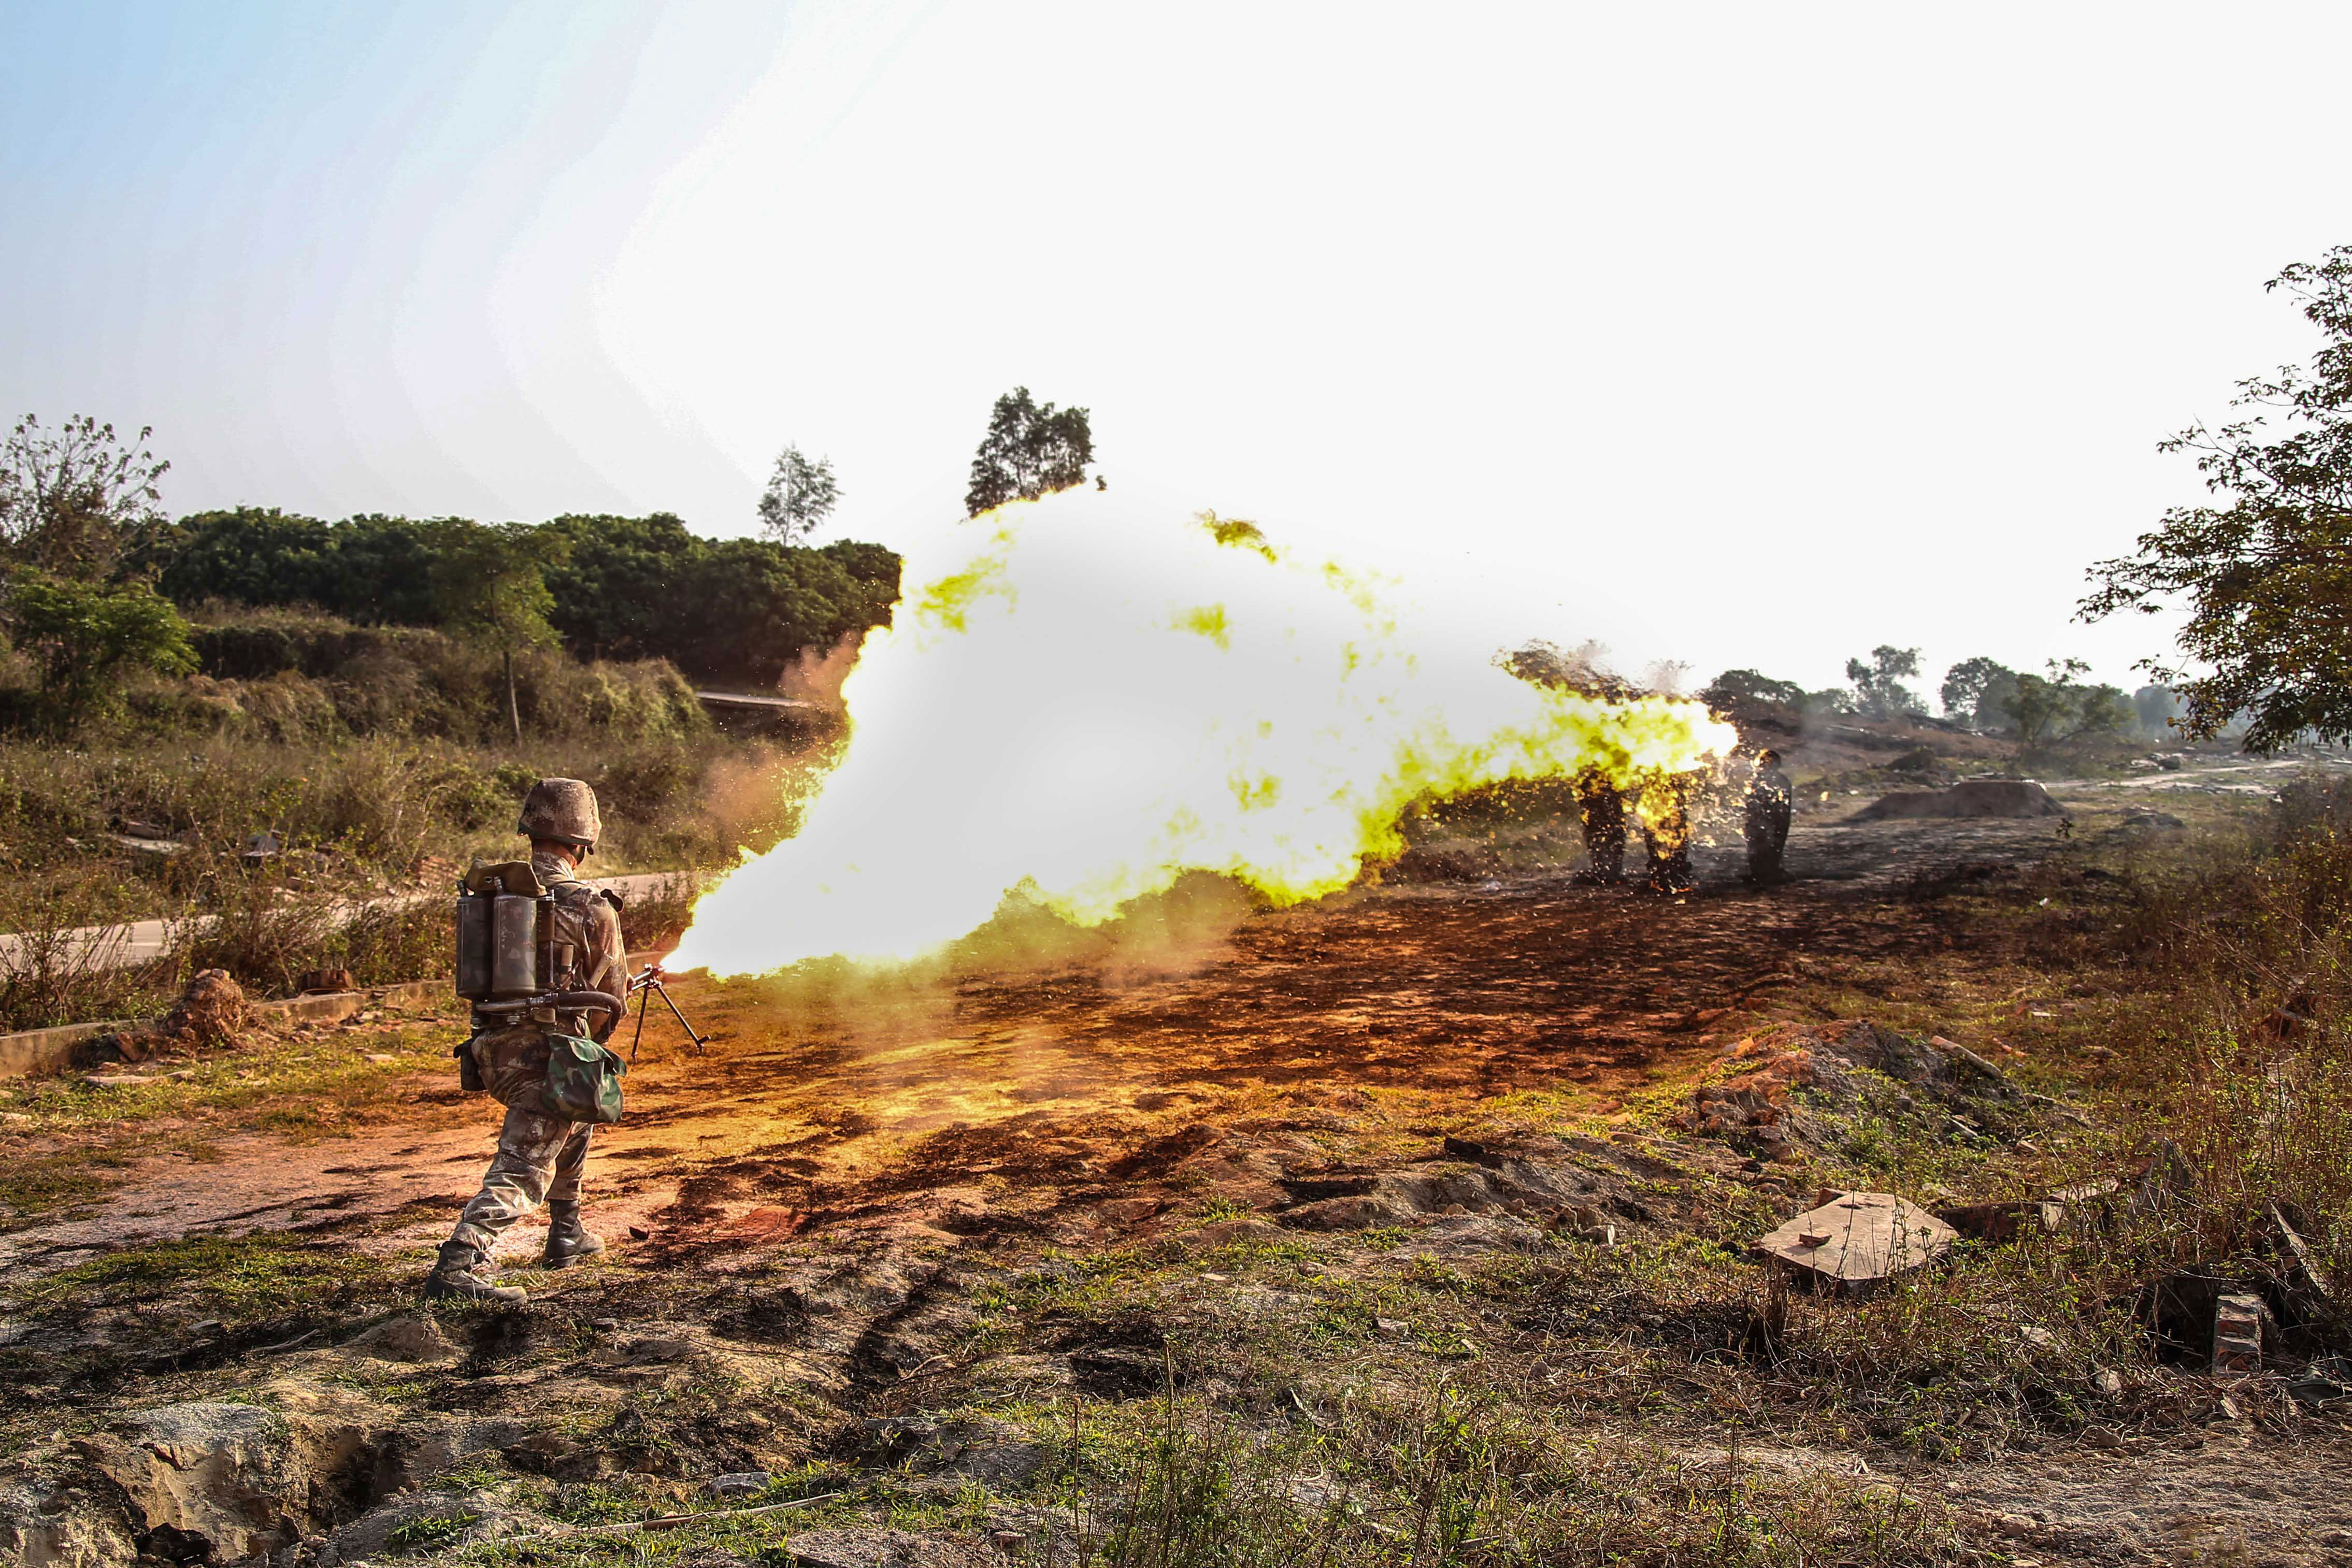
[15,1230,401,1328]
[384,1509,482,1552]
[1034,1384,1962,1566]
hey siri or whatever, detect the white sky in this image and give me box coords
[6,1,2348,698]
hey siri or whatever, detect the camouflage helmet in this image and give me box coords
[516,778,601,850]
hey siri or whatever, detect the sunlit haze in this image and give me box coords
[7,2,2348,692]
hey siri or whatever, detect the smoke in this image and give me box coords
[776,630,863,710]
[670,491,1737,977]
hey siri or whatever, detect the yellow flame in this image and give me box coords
[669,491,1738,976]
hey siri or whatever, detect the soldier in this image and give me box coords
[1639,771,1699,896]
[1744,749,1794,884]
[1571,768,1628,885]
[424,779,627,1303]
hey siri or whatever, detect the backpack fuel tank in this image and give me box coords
[454,859,551,1002]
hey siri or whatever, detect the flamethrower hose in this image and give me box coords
[474,990,629,1028]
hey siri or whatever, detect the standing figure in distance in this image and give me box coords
[1743,749,1794,885]
[1640,771,1699,896]
[1571,768,1628,885]
[425,778,627,1303]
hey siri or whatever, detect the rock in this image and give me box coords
[2287,1356,2352,1406]
[0,1473,137,1568]
[345,1312,454,1364]
[1755,1192,1955,1290]
[2272,1202,2336,1313]
[706,1471,772,1498]
[2091,1368,2125,1400]
[2213,1292,2266,1375]
[74,1402,299,1564]
[311,1487,544,1565]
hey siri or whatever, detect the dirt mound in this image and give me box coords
[1849,779,2064,822]
[1668,1020,2023,1158]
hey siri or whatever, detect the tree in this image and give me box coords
[1940,656,2014,721]
[162,508,443,623]
[1703,669,1807,711]
[1845,645,1925,720]
[542,515,899,686]
[2000,658,2119,750]
[2074,682,2133,737]
[427,522,570,744]
[756,445,840,544]
[965,387,1096,516]
[6,573,196,732]
[2084,248,2352,750]
[0,414,171,582]
[2133,683,2182,737]
[1972,666,2022,732]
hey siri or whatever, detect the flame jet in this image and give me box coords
[669,491,1738,976]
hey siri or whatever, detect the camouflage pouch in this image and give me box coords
[454,1040,486,1093]
[472,1025,552,1108]
[541,1033,626,1125]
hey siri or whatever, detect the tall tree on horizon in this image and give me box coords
[964,386,1097,516]
[1845,645,1925,720]
[757,445,840,544]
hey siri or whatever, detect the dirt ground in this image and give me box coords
[4,786,2349,1566]
[0,811,2060,1281]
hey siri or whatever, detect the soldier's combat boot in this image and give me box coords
[542,1200,606,1269]
[422,1241,526,1304]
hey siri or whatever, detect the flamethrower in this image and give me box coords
[625,962,710,1061]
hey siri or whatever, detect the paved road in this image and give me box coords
[0,871,695,976]
[2047,753,2352,795]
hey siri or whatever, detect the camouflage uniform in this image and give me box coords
[1744,755,1794,884]
[441,847,626,1270]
